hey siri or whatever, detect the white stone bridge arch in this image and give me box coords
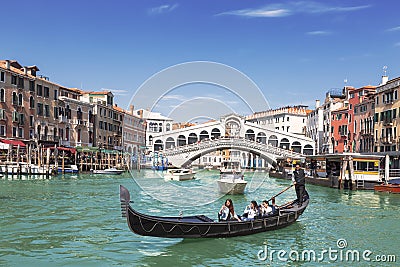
[148,114,314,167]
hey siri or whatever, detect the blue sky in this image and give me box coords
[2,0,400,120]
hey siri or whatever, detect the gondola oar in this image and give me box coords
[267,184,294,202]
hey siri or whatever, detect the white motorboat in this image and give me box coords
[217,161,247,194]
[164,169,195,181]
[91,167,124,175]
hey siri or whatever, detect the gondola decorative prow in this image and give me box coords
[120,185,131,218]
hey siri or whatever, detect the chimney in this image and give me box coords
[5,60,10,69]
[381,75,388,86]
[380,66,389,86]
[129,104,134,115]
[315,100,320,109]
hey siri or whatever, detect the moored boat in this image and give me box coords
[119,185,309,238]
[58,165,79,173]
[374,178,400,193]
[91,167,124,175]
[164,169,195,181]
[218,160,247,194]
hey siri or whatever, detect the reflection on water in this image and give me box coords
[0,170,399,266]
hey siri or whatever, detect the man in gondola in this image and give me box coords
[293,164,306,207]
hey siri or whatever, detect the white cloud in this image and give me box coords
[149,4,178,15]
[306,30,332,36]
[394,42,400,47]
[218,1,371,18]
[386,26,400,32]
[161,94,188,101]
[101,88,129,96]
[219,7,290,18]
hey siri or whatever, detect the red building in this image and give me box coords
[331,106,349,153]
[352,86,376,153]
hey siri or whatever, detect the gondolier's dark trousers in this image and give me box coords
[295,184,305,206]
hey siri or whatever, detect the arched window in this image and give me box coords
[200,130,209,141]
[18,93,23,106]
[188,133,198,144]
[12,92,18,105]
[291,141,302,153]
[177,135,186,146]
[268,135,278,147]
[211,128,221,139]
[166,123,171,131]
[166,137,175,149]
[0,88,5,102]
[245,129,255,140]
[30,96,35,109]
[77,107,83,120]
[280,138,290,150]
[256,132,267,144]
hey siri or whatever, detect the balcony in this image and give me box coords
[73,118,87,127]
[380,137,395,144]
[113,131,122,137]
[39,135,60,142]
[383,119,393,126]
[58,115,68,123]
[383,100,394,105]
[60,140,70,147]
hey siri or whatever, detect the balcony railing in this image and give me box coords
[39,135,60,142]
[73,118,87,126]
[58,115,68,123]
[383,119,393,126]
[60,140,70,146]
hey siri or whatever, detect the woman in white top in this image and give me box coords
[219,199,241,221]
[243,200,260,220]
[260,200,273,216]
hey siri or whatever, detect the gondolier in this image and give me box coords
[293,164,306,207]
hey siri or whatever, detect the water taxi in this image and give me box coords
[164,169,195,181]
[217,161,247,194]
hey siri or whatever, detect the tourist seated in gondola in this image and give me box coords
[260,200,273,216]
[242,200,260,221]
[261,198,278,217]
[218,199,241,222]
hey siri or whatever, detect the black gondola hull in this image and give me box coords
[120,185,308,238]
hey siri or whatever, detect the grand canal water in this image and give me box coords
[1,170,399,266]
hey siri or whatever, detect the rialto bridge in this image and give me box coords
[147,114,314,168]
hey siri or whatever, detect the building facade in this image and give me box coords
[374,76,400,153]
[246,105,310,135]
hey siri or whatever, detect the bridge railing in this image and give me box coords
[162,136,304,158]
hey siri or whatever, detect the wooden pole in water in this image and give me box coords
[62,150,65,174]
[54,145,58,171]
[38,145,42,167]
[46,147,50,177]
[90,151,93,171]
[385,154,390,183]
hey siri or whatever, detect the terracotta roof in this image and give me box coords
[113,105,124,112]
[85,91,112,95]
[332,106,348,113]
[67,87,85,94]
[0,60,65,88]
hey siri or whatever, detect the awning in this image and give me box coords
[46,146,76,154]
[0,139,26,147]
[76,146,99,152]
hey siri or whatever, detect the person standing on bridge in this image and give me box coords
[292,164,306,207]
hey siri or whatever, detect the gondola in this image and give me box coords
[119,185,309,238]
